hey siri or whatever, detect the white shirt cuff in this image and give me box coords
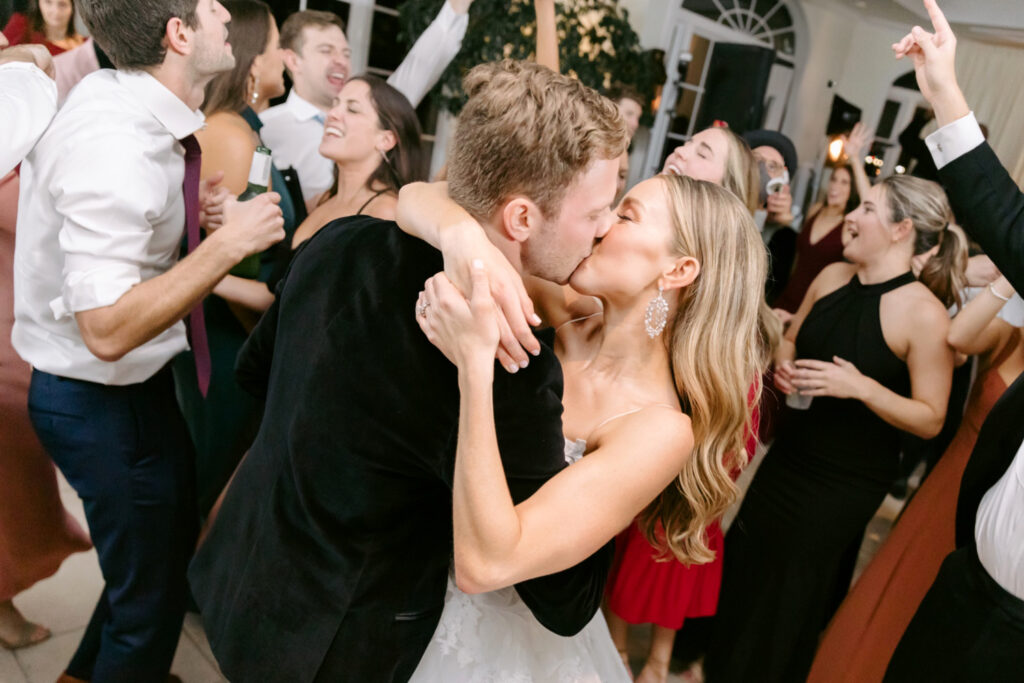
[925,112,985,169]
[54,263,143,319]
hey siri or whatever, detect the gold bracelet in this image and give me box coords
[988,282,1011,303]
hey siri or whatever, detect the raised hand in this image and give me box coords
[766,183,794,225]
[891,0,968,126]
[842,122,872,162]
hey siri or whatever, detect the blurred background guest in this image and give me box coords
[261,0,470,208]
[290,75,426,246]
[2,0,82,55]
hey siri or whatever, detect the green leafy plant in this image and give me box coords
[399,0,663,121]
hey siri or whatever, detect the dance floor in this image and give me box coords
[1,449,907,683]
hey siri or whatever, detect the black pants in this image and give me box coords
[885,545,1024,682]
[28,367,198,683]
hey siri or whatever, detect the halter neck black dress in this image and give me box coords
[705,272,916,683]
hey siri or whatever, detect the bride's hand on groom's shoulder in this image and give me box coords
[417,264,503,373]
[440,225,542,373]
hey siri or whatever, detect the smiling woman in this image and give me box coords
[705,174,968,683]
[289,74,426,246]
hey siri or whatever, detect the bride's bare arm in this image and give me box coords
[398,181,542,370]
[417,269,692,593]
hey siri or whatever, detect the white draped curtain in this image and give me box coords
[955,38,1024,186]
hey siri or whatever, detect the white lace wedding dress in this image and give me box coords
[409,438,631,682]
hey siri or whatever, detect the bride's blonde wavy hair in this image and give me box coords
[638,174,771,565]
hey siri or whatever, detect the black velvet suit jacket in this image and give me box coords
[188,217,612,682]
[940,142,1024,547]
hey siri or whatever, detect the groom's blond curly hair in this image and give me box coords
[447,60,628,222]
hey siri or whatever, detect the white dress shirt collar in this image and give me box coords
[284,88,327,123]
[116,69,206,139]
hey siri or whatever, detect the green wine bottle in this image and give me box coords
[229,145,273,279]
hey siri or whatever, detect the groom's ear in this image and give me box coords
[499,197,542,244]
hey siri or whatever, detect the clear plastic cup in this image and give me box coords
[786,391,813,410]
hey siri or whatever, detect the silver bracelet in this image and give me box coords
[988,282,1011,303]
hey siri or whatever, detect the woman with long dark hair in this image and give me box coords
[291,74,426,246]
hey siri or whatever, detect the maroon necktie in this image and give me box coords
[181,134,211,397]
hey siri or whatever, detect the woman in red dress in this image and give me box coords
[606,412,758,682]
[3,0,84,55]
[807,274,1023,682]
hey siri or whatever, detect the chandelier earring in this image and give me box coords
[644,286,669,338]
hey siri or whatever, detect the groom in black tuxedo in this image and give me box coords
[188,60,628,682]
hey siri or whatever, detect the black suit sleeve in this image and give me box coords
[483,351,613,637]
[938,142,1024,545]
[939,142,1024,295]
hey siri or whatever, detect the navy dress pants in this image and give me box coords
[28,367,198,683]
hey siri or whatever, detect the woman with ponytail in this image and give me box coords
[397,173,769,680]
[704,174,967,683]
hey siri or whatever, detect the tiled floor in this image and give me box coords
[4,476,227,683]
[5,448,909,683]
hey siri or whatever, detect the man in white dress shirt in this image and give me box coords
[885,2,1024,680]
[260,0,471,205]
[12,1,284,681]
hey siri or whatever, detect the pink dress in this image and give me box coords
[0,170,91,602]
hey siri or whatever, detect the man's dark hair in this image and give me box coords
[77,0,199,69]
[605,83,643,109]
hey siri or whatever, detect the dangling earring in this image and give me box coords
[644,286,668,338]
[250,75,260,105]
[378,148,389,164]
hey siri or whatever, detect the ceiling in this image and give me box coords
[822,0,1024,46]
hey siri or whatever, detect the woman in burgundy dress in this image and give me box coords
[772,165,858,314]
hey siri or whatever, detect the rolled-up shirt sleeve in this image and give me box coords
[49,132,168,318]
[0,62,57,176]
[387,0,468,107]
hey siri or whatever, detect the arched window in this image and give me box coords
[683,0,797,61]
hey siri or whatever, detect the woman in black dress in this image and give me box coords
[705,175,967,683]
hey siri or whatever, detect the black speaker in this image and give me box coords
[826,95,862,136]
[693,42,776,135]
